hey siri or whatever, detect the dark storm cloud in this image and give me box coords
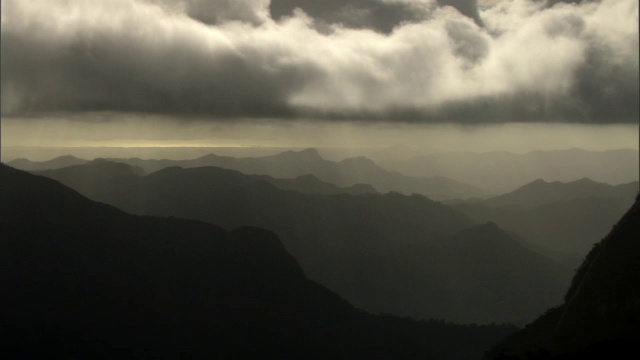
[270,0,482,32]
[1,0,638,123]
[1,0,308,117]
[148,0,272,25]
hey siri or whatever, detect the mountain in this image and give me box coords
[453,180,638,267]
[7,155,88,171]
[37,161,567,324]
[37,160,375,197]
[0,163,517,359]
[486,196,640,359]
[483,178,638,208]
[389,222,570,325]
[255,173,377,195]
[105,148,487,201]
[383,148,638,194]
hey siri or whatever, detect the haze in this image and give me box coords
[1,1,639,357]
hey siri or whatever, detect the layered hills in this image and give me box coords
[453,178,638,266]
[482,178,638,208]
[36,161,569,324]
[8,155,88,171]
[11,149,486,201]
[0,164,516,359]
[486,195,640,359]
[382,148,638,194]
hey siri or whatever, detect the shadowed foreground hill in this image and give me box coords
[37,162,569,325]
[486,195,640,359]
[0,164,515,359]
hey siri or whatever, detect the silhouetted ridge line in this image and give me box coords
[34,161,569,325]
[452,178,637,269]
[0,163,516,359]
[486,195,640,359]
[7,155,89,171]
[98,147,486,200]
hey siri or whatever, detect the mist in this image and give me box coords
[1,1,639,358]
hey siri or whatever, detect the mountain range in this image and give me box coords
[486,195,640,359]
[482,178,638,208]
[10,149,486,201]
[0,163,517,359]
[381,148,638,194]
[7,154,89,171]
[36,161,570,324]
[452,178,638,267]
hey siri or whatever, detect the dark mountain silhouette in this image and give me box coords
[7,155,88,171]
[486,195,640,359]
[453,179,637,267]
[483,178,638,208]
[383,148,638,194]
[434,223,570,324]
[103,148,487,200]
[0,163,516,359]
[385,222,570,325]
[37,162,567,324]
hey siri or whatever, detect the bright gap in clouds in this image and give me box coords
[2,116,637,161]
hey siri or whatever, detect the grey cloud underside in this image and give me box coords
[1,0,638,123]
[1,31,299,118]
[270,0,484,32]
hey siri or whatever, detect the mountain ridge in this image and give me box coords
[1,163,516,359]
[382,148,638,194]
[484,177,638,208]
[34,161,569,324]
[11,148,487,201]
[486,195,640,358]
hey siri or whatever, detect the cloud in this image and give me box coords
[1,0,637,123]
[147,0,272,25]
[269,1,483,32]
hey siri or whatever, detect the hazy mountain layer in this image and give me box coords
[1,163,517,359]
[482,178,638,208]
[486,196,640,359]
[382,148,638,194]
[34,159,377,196]
[11,149,486,200]
[453,178,638,266]
[7,155,89,171]
[38,161,568,324]
[96,148,487,201]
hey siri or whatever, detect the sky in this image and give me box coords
[1,0,638,155]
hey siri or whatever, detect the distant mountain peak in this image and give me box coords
[196,153,224,161]
[294,148,323,159]
[299,147,320,155]
[272,148,324,161]
[6,155,88,171]
[339,156,377,167]
[529,179,549,185]
[570,177,598,184]
[53,154,83,161]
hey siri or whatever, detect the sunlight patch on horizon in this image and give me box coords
[2,116,638,155]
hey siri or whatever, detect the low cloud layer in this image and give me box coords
[1,0,637,123]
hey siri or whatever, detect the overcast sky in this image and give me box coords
[1,0,638,154]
